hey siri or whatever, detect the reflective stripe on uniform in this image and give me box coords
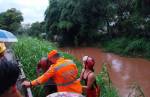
[54,60,74,71]
[54,60,77,86]
[56,78,78,86]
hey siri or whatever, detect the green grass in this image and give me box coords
[12,36,119,97]
[12,36,57,97]
[97,64,119,97]
[101,37,150,59]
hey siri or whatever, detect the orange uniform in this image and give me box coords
[31,58,82,94]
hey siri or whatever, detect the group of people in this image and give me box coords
[0,42,100,97]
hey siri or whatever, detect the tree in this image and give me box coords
[101,0,150,38]
[45,0,110,46]
[17,24,31,35]
[0,8,23,33]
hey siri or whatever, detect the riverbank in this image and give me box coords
[99,37,150,60]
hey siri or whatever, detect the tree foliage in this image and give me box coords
[45,0,109,46]
[0,8,23,33]
[17,22,46,39]
[45,0,150,46]
[29,22,46,37]
[108,0,150,37]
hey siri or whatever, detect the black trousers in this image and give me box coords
[44,78,57,95]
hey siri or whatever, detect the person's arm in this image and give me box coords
[82,72,95,89]
[79,68,85,81]
[22,66,55,87]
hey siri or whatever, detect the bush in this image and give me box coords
[101,37,130,54]
[97,64,119,97]
[101,37,150,59]
[124,38,146,55]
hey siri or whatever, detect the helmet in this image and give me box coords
[82,56,88,62]
[0,42,6,54]
[48,50,58,60]
[83,56,95,70]
[39,57,48,66]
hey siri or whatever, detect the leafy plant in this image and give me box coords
[97,64,119,97]
[124,38,146,55]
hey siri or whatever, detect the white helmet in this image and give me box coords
[82,56,88,62]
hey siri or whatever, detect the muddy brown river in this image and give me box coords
[60,47,150,97]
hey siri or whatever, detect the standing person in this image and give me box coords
[36,57,57,95]
[0,57,22,97]
[80,56,100,97]
[22,50,82,94]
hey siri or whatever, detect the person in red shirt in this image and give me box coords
[36,57,57,95]
[80,56,100,97]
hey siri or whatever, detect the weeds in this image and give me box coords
[97,64,119,97]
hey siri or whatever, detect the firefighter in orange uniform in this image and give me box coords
[22,50,82,94]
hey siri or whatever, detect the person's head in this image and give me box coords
[48,50,60,64]
[82,56,88,68]
[0,57,20,96]
[39,57,48,65]
[38,57,52,68]
[0,42,6,57]
[82,56,95,71]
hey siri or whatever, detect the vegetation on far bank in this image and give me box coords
[99,37,150,60]
[12,36,119,97]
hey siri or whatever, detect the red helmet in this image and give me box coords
[84,56,95,70]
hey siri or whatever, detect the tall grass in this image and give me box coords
[12,36,119,97]
[12,36,57,97]
[97,64,119,97]
[101,37,150,59]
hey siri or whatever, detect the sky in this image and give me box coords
[0,0,49,24]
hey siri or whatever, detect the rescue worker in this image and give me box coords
[36,57,57,95]
[80,56,100,97]
[22,50,82,94]
[0,57,22,97]
[36,57,51,76]
[0,42,6,58]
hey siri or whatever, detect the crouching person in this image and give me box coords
[22,50,82,94]
[36,57,57,95]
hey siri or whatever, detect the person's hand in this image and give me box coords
[22,80,31,88]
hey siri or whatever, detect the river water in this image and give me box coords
[60,47,150,97]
